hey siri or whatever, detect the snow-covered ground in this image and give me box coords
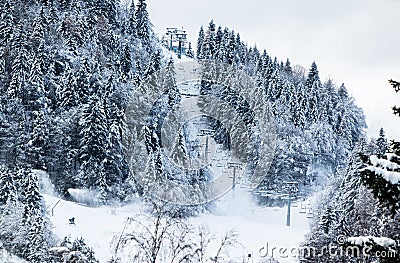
[44,194,144,261]
[0,250,28,263]
[161,47,193,64]
[43,188,311,263]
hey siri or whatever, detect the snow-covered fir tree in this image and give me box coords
[78,96,109,189]
[376,127,388,158]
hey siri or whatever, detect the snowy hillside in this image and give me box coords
[36,48,309,262]
[43,189,312,262]
[2,0,398,262]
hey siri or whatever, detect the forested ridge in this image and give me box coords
[0,0,160,260]
[196,20,366,200]
[1,0,392,262]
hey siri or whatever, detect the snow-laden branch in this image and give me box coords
[347,236,396,248]
[360,154,400,184]
[360,166,400,185]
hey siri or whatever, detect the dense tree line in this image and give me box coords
[0,0,159,200]
[196,20,366,200]
[0,0,160,260]
[302,80,400,262]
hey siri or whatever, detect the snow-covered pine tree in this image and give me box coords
[170,131,188,168]
[104,100,127,198]
[20,169,42,218]
[43,53,59,110]
[120,43,132,82]
[135,0,152,50]
[164,58,180,106]
[0,94,27,168]
[8,24,30,99]
[78,96,109,189]
[0,186,23,256]
[320,206,337,235]
[57,236,98,262]
[262,55,276,93]
[27,110,49,170]
[196,26,205,59]
[76,57,92,104]
[27,215,48,263]
[376,127,388,158]
[70,237,98,262]
[267,68,283,103]
[290,82,307,128]
[246,46,260,75]
[144,49,161,79]
[222,29,235,65]
[22,51,50,169]
[214,26,223,61]
[23,53,48,113]
[30,10,45,49]
[0,0,14,49]
[337,84,366,149]
[284,58,292,75]
[46,2,59,25]
[323,79,339,126]
[200,20,217,60]
[276,75,295,110]
[234,33,246,65]
[58,63,79,108]
[97,162,110,205]
[334,141,377,237]
[133,61,142,87]
[98,0,117,26]
[305,62,321,123]
[254,51,267,87]
[48,109,81,196]
[90,59,104,96]
[0,165,16,206]
[126,0,137,36]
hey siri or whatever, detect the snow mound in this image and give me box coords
[49,246,70,253]
[348,236,396,248]
[0,249,28,263]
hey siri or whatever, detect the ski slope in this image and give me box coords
[43,189,311,263]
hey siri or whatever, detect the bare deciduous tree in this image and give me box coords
[111,199,239,263]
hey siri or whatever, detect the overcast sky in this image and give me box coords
[147,0,400,140]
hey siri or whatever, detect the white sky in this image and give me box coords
[147,0,400,140]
